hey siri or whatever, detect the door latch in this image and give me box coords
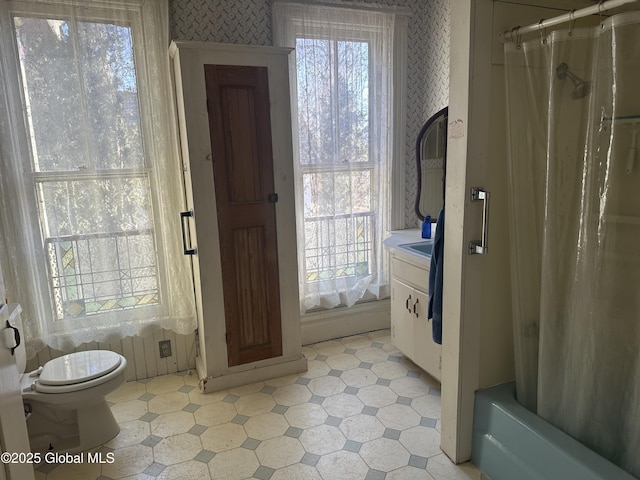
[180,210,197,255]
[469,187,490,255]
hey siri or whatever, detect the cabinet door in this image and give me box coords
[391,278,415,359]
[412,289,441,382]
[204,64,283,367]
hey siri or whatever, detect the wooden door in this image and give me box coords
[204,65,283,367]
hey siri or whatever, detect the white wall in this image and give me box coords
[440,0,488,463]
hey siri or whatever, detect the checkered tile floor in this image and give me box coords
[34,330,481,480]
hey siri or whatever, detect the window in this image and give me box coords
[15,15,158,319]
[297,37,376,285]
[273,2,406,311]
[0,0,195,352]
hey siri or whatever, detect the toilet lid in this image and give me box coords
[38,350,122,386]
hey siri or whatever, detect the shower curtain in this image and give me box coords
[505,10,640,477]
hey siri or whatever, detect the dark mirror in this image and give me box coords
[415,107,448,222]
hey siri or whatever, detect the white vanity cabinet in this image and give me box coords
[388,239,441,382]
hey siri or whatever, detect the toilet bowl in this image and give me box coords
[8,305,127,453]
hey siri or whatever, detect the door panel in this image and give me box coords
[232,226,270,348]
[204,64,283,367]
[220,85,263,204]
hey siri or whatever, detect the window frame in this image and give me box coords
[285,11,399,311]
[295,32,380,285]
[284,7,407,232]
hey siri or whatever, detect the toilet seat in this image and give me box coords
[27,351,126,394]
[39,350,122,385]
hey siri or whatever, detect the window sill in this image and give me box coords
[301,298,390,345]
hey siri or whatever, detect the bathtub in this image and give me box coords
[471,382,636,480]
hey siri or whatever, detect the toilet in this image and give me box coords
[8,304,127,453]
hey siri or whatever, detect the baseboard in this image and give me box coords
[301,299,391,345]
[198,355,308,393]
[192,300,391,392]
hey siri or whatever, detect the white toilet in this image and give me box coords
[8,305,127,453]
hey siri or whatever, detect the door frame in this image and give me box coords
[440,0,517,463]
[441,0,585,463]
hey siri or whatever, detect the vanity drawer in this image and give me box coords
[391,256,429,291]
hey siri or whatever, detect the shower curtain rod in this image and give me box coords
[501,0,639,41]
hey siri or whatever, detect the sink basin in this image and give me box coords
[399,241,433,257]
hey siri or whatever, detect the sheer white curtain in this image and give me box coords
[273,1,405,312]
[0,0,196,357]
[505,11,640,476]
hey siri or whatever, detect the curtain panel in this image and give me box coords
[505,11,640,476]
[272,0,407,312]
[0,0,196,357]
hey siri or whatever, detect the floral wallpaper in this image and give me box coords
[169,0,450,228]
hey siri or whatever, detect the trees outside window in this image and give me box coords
[16,16,158,319]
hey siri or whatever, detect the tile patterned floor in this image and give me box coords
[34,330,482,480]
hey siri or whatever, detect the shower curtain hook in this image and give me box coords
[538,19,547,44]
[598,1,606,28]
[512,26,522,49]
[568,10,576,36]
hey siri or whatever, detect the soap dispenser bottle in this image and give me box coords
[422,215,431,239]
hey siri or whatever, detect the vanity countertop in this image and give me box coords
[384,229,432,268]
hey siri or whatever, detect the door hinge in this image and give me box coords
[268,193,278,203]
[225,332,230,344]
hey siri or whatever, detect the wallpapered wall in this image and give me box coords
[169,0,450,228]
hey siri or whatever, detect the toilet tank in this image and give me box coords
[2,303,26,374]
